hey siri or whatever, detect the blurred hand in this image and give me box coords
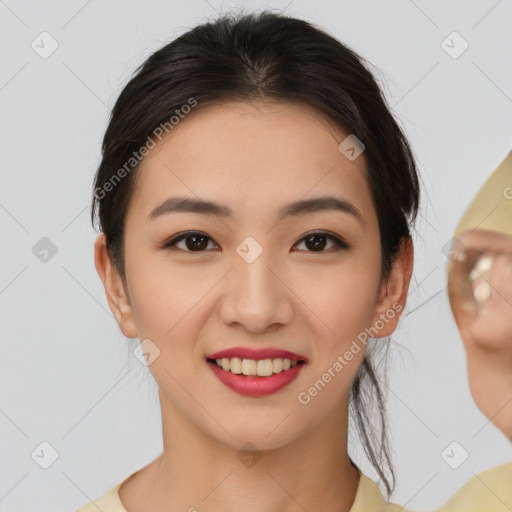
[447,228,512,440]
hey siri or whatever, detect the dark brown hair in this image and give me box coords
[90,10,420,497]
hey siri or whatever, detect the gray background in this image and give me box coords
[1,0,511,510]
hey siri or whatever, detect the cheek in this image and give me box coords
[125,247,217,339]
[294,256,382,345]
[291,263,380,412]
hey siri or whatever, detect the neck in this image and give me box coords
[119,390,360,512]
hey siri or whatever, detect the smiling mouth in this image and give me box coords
[206,357,306,377]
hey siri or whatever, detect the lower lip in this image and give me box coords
[207,360,306,397]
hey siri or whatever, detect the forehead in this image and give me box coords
[128,99,373,224]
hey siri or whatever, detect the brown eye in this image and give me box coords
[163,231,218,252]
[294,231,350,252]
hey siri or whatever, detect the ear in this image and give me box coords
[370,237,414,338]
[94,233,138,339]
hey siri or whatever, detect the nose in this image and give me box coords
[218,246,294,334]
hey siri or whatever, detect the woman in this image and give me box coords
[78,11,512,511]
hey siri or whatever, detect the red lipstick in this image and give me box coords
[205,347,307,397]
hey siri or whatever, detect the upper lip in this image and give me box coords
[207,347,308,362]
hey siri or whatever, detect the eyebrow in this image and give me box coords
[147,195,363,224]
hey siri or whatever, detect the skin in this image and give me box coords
[447,228,512,439]
[94,99,415,512]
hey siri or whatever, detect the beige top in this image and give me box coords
[454,149,512,237]
[76,462,512,511]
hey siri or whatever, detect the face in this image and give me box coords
[95,100,411,451]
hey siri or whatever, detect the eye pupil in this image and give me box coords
[305,234,327,251]
[186,235,209,251]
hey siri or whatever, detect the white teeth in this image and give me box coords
[241,359,257,375]
[257,359,273,377]
[272,358,283,373]
[230,357,242,374]
[212,357,300,376]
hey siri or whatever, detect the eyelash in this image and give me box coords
[160,230,351,253]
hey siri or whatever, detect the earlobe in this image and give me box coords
[371,237,414,337]
[94,233,138,339]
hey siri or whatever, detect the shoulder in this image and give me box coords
[351,464,512,512]
[437,463,512,511]
[75,477,128,512]
[350,471,410,511]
